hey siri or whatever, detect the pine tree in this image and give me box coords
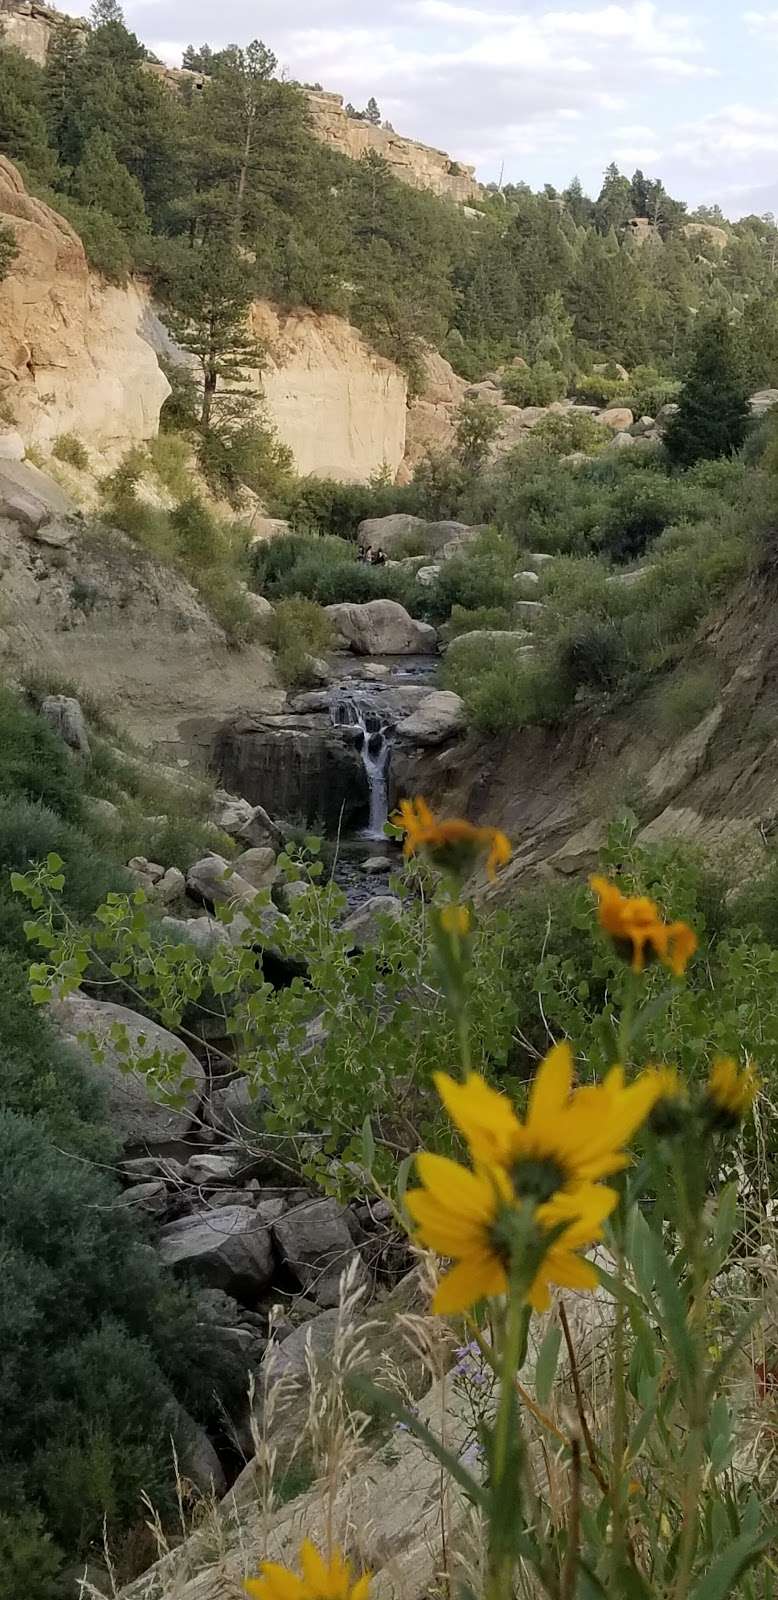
[90,0,124,24]
[665,313,750,467]
[594,162,633,234]
[365,96,381,125]
[162,238,263,432]
[74,129,149,239]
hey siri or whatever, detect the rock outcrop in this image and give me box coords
[0,157,169,452]
[0,0,87,64]
[304,90,481,204]
[249,302,407,483]
[215,712,369,831]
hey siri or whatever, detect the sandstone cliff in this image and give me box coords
[250,302,408,483]
[0,0,86,64]
[0,156,169,453]
[304,90,481,205]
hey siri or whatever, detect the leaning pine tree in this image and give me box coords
[664,311,751,467]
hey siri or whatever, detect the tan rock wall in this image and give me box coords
[0,156,169,451]
[305,90,481,204]
[251,302,408,483]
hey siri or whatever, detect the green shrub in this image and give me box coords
[571,372,625,407]
[197,415,294,507]
[426,545,517,622]
[528,411,609,458]
[267,596,333,686]
[467,655,571,733]
[147,431,191,499]
[621,366,681,418]
[553,616,629,693]
[0,688,83,821]
[441,603,514,640]
[650,664,720,736]
[43,193,132,283]
[501,360,566,407]
[0,797,128,954]
[0,1509,63,1600]
[283,475,411,538]
[250,532,419,611]
[158,359,200,434]
[52,432,88,470]
[169,495,223,569]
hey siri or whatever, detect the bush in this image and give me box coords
[283,475,410,539]
[621,365,681,418]
[501,360,566,407]
[52,432,88,470]
[158,359,200,434]
[441,603,515,640]
[197,415,294,507]
[526,411,609,458]
[467,655,571,733]
[650,664,719,736]
[552,616,629,693]
[147,431,191,499]
[0,1509,63,1600]
[250,532,419,612]
[426,542,517,623]
[267,596,333,687]
[0,687,83,821]
[43,193,132,283]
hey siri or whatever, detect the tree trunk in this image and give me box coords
[201,364,217,433]
[236,104,255,229]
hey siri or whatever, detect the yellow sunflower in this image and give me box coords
[245,1541,371,1600]
[704,1057,759,1128]
[396,797,511,881]
[406,1152,616,1314]
[589,875,697,977]
[644,1064,688,1137]
[434,1043,661,1204]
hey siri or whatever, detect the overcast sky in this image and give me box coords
[116,0,778,216]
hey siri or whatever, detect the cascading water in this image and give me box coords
[329,690,392,839]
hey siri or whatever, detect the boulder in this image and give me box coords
[272,1198,369,1307]
[40,694,90,757]
[161,915,231,956]
[49,993,204,1147]
[632,414,656,435]
[356,515,483,560]
[210,790,284,851]
[514,600,545,624]
[656,402,680,426]
[206,1074,270,1137]
[340,895,403,948]
[184,1152,242,1184]
[750,389,778,417]
[361,855,393,874]
[396,689,466,746]
[244,591,275,620]
[158,1205,274,1294]
[514,568,540,585]
[593,361,629,382]
[607,567,648,588]
[117,1180,168,1214]
[153,865,186,904]
[248,517,293,544]
[445,628,532,656]
[598,406,634,431]
[0,487,50,529]
[415,563,440,587]
[608,430,636,450]
[186,853,260,909]
[233,846,279,891]
[324,599,437,656]
[173,1407,227,1499]
[128,855,164,884]
[121,1155,185,1182]
[29,518,76,548]
[515,406,547,427]
[527,552,554,567]
[288,690,330,713]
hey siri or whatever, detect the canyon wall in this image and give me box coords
[250,302,408,483]
[0,156,169,452]
[0,0,86,64]
[304,91,481,205]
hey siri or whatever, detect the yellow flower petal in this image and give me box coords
[432,1251,508,1314]
[527,1041,574,1128]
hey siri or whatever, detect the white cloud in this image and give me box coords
[744,8,778,36]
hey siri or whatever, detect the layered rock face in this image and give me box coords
[304,90,481,204]
[250,302,407,483]
[0,0,86,64]
[0,156,169,451]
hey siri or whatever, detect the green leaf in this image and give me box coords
[361,1115,375,1172]
[534,1323,562,1407]
[46,852,64,873]
[645,1226,697,1402]
[396,1153,414,1205]
[30,984,51,1004]
[689,1523,778,1600]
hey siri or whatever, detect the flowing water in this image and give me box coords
[329,689,392,839]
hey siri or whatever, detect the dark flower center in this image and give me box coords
[511,1155,567,1203]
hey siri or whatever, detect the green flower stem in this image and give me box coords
[671,1149,707,1600]
[488,1209,538,1600]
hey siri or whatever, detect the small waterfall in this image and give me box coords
[330,690,392,839]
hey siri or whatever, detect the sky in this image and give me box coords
[117,0,778,216]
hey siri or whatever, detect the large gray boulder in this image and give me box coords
[210,790,284,851]
[396,689,466,746]
[49,993,204,1147]
[161,915,231,956]
[750,388,778,416]
[357,515,483,560]
[273,1198,369,1307]
[186,853,260,908]
[232,846,279,890]
[324,599,437,656]
[158,1206,274,1294]
[40,694,90,757]
[445,628,531,657]
[340,895,403,949]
